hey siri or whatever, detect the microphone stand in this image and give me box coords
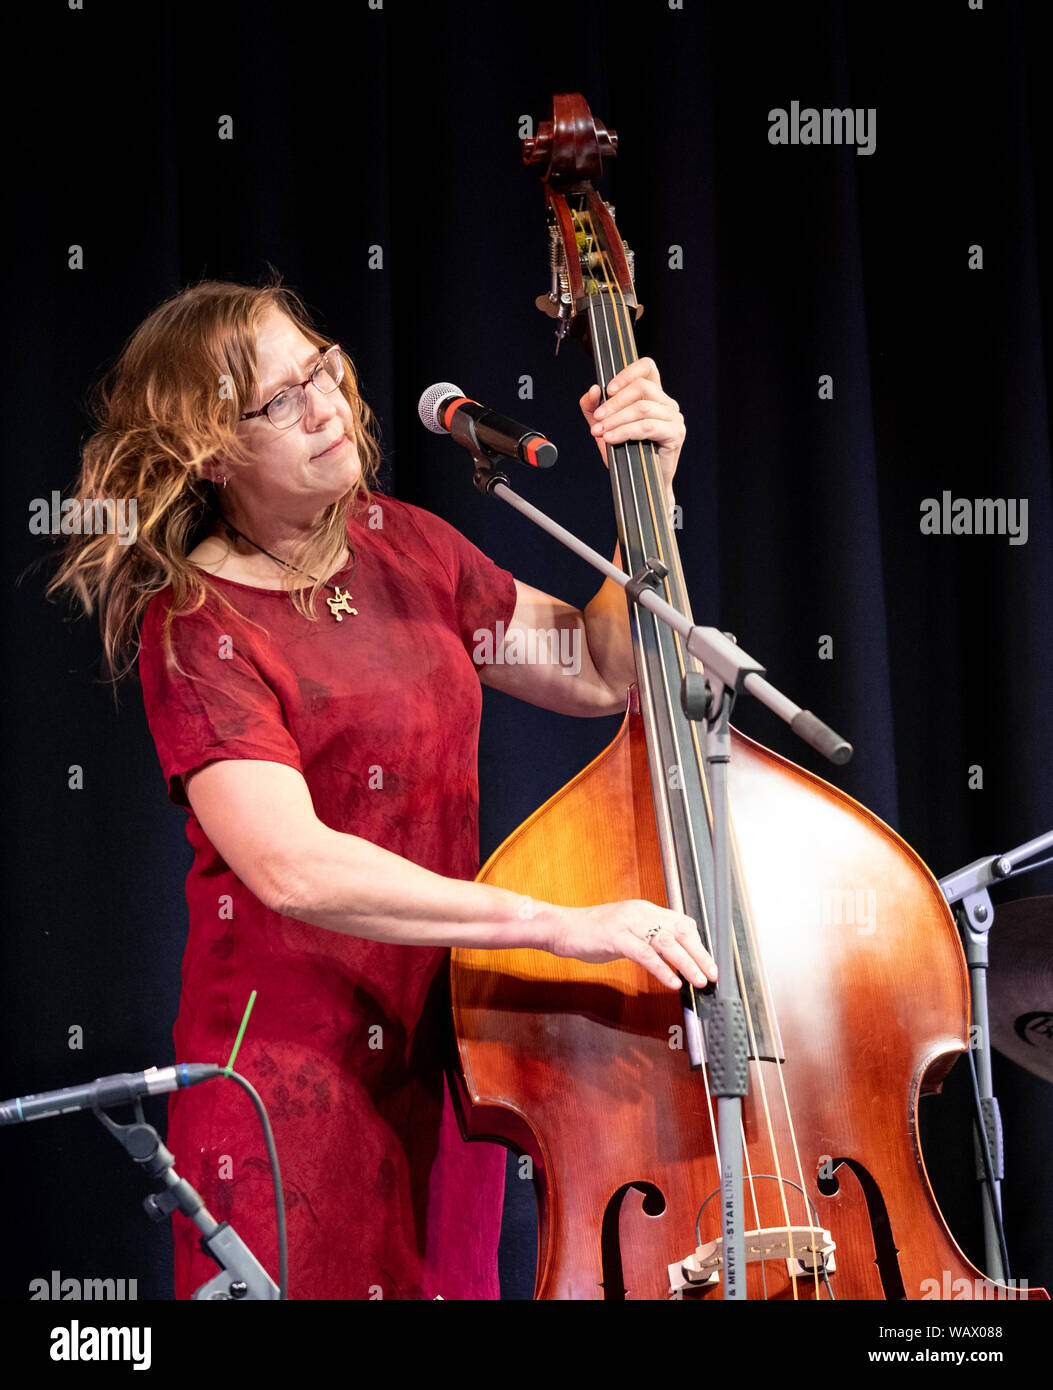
[93,1100,280,1299]
[459,437,852,1300]
[938,827,1053,1286]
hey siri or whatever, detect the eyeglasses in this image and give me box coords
[240,344,346,429]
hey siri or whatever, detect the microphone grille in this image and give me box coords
[418,381,464,435]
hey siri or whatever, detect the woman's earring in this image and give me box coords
[220,475,228,489]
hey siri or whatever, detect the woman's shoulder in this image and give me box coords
[139,575,238,656]
[351,490,482,570]
[351,490,431,534]
[183,532,229,573]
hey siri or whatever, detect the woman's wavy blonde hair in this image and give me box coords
[46,276,381,679]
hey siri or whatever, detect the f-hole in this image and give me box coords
[600,1181,666,1300]
[818,1157,906,1300]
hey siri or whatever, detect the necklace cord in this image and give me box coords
[221,518,357,592]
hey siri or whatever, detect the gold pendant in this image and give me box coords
[326,586,358,622]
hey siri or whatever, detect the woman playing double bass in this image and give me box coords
[49,277,714,1300]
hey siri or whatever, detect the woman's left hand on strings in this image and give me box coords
[579,357,685,498]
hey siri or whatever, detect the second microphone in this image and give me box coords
[418,382,558,469]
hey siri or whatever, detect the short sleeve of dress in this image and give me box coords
[138,591,303,807]
[396,503,518,656]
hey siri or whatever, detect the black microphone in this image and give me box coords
[0,1063,223,1125]
[418,381,558,468]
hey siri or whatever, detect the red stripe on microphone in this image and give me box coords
[442,396,476,431]
[524,436,551,468]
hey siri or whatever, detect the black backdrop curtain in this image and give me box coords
[3,0,1051,1305]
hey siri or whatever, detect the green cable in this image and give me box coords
[223,990,257,1076]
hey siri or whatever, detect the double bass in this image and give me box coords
[448,94,1045,1302]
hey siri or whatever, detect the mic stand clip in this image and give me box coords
[93,1100,280,1300]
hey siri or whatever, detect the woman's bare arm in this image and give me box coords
[185,759,716,990]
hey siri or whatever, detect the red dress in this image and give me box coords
[138,493,518,1300]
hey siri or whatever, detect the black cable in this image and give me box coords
[965,1047,1012,1287]
[221,1070,287,1300]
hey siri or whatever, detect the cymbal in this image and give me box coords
[986,895,1053,1084]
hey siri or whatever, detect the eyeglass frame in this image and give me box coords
[238,344,346,429]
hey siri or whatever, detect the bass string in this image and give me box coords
[586,286,815,1299]
[582,278,742,1285]
[574,221,717,987]
[577,205,821,1297]
[585,294,808,1302]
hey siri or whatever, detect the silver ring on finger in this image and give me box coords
[644,925,662,944]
